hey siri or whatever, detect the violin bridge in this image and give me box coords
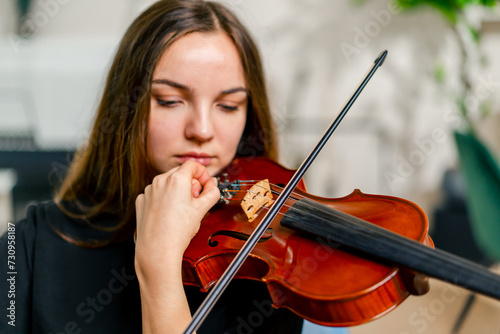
[241,179,273,222]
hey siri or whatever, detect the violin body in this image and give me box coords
[182,157,433,327]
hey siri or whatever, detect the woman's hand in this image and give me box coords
[134,160,220,334]
[135,160,220,262]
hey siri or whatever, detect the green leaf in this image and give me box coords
[351,0,368,5]
[457,96,468,118]
[480,102,492,118]
[394,0,499,24]
[469,26,481,44]
[434,63,447,84]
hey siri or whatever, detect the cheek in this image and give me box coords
[219,113,247,153]
[146,113,178,161]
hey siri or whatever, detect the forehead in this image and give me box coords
[153,31,246,84]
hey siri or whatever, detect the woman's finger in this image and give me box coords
[196,177,220,210]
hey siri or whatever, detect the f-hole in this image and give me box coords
[208,229,274,247]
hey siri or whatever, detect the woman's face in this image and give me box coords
[147,31,248,176]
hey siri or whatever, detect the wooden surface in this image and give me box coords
[350,266,500,334]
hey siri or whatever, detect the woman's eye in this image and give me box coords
[218,104,239,111]
[157,99,179,107]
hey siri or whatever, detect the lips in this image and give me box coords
[176,152,214,166]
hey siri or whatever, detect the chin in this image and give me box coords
[208,162,229,177]
[207,166,219,177]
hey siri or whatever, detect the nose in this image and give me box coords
[185,105,214,143]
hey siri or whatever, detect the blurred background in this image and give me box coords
[1,0,500,332]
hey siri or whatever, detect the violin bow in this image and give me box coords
[184,50,388,333]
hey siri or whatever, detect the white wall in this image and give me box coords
[1,0,500,229]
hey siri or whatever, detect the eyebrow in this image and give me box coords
[152,78,248,96]
[220,87,248,96]
[152,79,190,92]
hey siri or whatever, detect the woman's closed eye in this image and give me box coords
[157,99,181,107]
[218,104,239,111]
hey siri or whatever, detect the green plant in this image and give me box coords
[395,0,499,134]
[396,0,496,23]
[395,1,500,268]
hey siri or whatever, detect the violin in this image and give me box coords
[182,51,500,332]
[183,156,429,326]
[183,156,500,327]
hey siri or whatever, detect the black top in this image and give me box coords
[0,201,303,333]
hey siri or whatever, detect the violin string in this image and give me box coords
[223,197,288,218]
[222,181,305,208]
[219,180,308,220]
[223,180,305,201]
[222,187,297,215]
[224,190,293,209]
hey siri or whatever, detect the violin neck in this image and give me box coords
[281,198,500,300]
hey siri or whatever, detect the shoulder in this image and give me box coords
[8,200,64,231]
[20,200,122,245]
[0,200,119,256]
[0,202,52,260]
[0,201,63,267]
[7,201,71,240]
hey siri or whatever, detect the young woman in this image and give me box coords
[0,0,307,333]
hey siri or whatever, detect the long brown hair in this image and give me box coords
[54,0,278,247]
